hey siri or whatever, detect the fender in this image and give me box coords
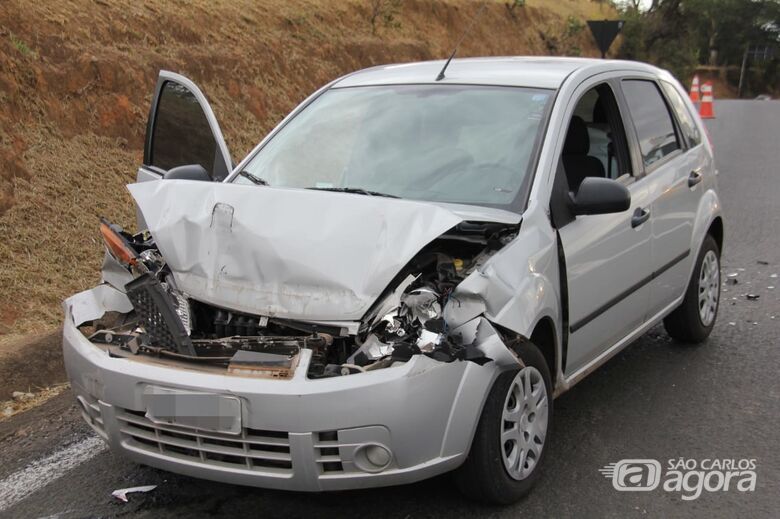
[688,187,723,280]
[443,202,563,386]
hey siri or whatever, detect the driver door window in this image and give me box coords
[149,82,223,178]
[139,72,233,183]
[562,84,632,193]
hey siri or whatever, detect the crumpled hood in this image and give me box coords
[129,180,473,321]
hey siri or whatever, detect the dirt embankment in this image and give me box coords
[0,330,64,401]
[0,0,612,346]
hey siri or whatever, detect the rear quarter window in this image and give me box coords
[621,79,680,169]
[660,81,702,148]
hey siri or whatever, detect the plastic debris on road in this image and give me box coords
[111,485,157,503]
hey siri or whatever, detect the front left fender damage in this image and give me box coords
[443,217,562,352]
[65,283,132,326]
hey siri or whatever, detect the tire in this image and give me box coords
[663,234,721,343]
[454,340,553,504]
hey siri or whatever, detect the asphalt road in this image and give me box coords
[2,100,779,518]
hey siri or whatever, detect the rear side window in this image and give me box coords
[150,81,218,177]
[621,79,680,168]
[660,81,702,147]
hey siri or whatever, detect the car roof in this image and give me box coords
[333,56,663,90]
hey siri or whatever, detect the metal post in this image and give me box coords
[738,45,749,99]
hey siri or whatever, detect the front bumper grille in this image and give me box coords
[76,394,107,440]
[124,273,195,355]
[116,408,293,475]
[314,430,344,473]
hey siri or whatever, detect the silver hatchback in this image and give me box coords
[63,57,722,504]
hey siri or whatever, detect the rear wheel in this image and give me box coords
[663,234,721,343]
[454,340,552,504]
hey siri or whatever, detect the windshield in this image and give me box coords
[235,85,553,209]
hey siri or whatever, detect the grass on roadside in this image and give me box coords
[0,383,70,422]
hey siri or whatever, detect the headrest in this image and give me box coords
[563,115,589,155]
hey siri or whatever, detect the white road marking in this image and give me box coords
[0,435,108,512]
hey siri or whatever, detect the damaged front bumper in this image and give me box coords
[63,285,507,491]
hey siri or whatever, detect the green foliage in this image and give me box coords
[565,15,585,38]
[538,16,586,58]
[616,0,779,88]
[616,2,695,80]
[9,33,35,57]
[369,0,402,35]
[505,0,526,21]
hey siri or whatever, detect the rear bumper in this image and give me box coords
[62,285,499,491]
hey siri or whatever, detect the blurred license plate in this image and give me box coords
[143,386,242,435]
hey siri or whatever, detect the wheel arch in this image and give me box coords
[530,315,558,391]
[707,215,724,254]
[689,189,723,279]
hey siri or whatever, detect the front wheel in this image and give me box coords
[663,234,721,343]
[454,340,552,504]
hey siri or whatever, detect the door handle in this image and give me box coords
[631,207,650,228]
[688,169,703,187]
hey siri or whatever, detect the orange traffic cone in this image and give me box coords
[689,75,700,103]
[699,81,715,119]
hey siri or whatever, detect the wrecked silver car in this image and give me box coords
[63,58,723,503]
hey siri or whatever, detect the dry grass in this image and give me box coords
[528,0,616,20]
[0,383,70,421]
[0,135,139,335]
[0,0,607,337]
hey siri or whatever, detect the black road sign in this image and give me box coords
[587,20,625,59]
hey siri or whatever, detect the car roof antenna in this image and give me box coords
[435,1,488,82]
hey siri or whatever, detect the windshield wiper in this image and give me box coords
[238,170,269,186]
[306,187,399,198]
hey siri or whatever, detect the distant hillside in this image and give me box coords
[0,0,615,341]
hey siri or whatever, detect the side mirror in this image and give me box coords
[570,177,631,215]
[163,164,211,182]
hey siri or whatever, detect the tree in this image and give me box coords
[684,0,780,66]
[615,0,779,89]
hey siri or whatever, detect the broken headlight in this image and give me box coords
[99,218,139,267]
[400,288,442,324]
